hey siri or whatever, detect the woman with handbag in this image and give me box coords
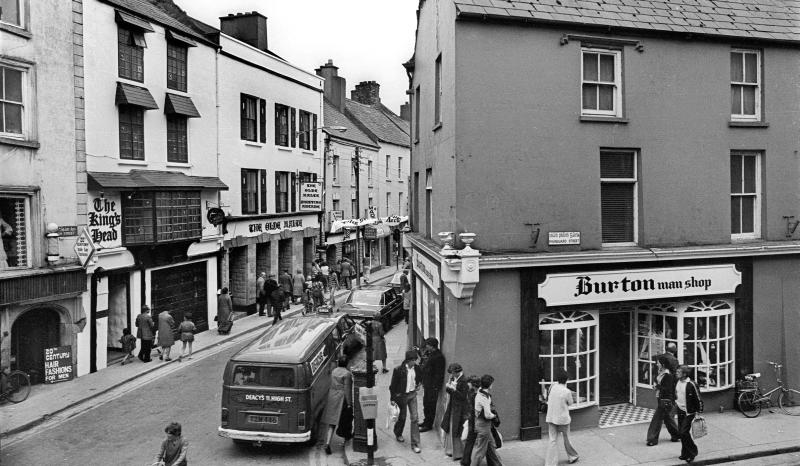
[675,365,702,463]
[646,355,680,445]
[322,355,354,455]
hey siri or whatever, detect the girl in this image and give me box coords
[178,314,196,361]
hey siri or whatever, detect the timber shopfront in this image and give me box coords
[411,249,443,345]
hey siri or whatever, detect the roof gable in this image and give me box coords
[344,100,411,148]
[323,100,380,148]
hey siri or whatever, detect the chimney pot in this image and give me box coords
[351,81,381,106]
[220,12,269,53]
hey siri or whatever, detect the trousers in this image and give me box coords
[677,409,698,460]
[137,339,153,362]
[421,386,440,428]
[393,391,421,446]
[646,400,680,444]
[545,422,578,466]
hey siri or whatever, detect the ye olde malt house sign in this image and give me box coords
[538,264,742,306]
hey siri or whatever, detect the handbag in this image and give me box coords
[491,426,503,449]
[690,414,707,439]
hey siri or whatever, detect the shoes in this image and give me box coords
[258,313,265,317]
[569,457,580,464]
[685,457,695,464]
[396,435,405,443]
[159,355,163,360]
[382,368,389,373]
[324,445,331,455]
[143,359,151,363]
[646,442,656,446]
[165,357,172,361]
[679,456,687,460]
[412,446,421,453]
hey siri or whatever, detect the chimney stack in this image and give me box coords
[316,59,347,112]
[351,81,381,106]
[220,12,268,52]
[399,102,411,121]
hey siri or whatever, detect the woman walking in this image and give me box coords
[675,365,702,463]
[153,421,188,466]
[217,288,233,334]
[156,310,176,361]
[442,363,468,461]
[460,375,481,466]
[646,355,680,445]
[322,355,354,455]
[370,319,389,373]
[545,369,579,466]
[178,314,196,361]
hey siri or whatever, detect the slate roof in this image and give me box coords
[100,0,212,45]
[88,170,228,190]
[453,0,800,43]
[323,100,380,149]
[344,100,411,148]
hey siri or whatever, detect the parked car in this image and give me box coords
[338,285,403,331]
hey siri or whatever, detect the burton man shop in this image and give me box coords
[86,172,227,372]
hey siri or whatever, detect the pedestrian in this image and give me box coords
[340,258,353,290]
[256,271,267,316]
[320,261,330,291]
[661,342,680,374]
[442,363,469,461]
[460,375,482,466]
[280,269,293,309]
[264,273,279,317]
[389,349,422,454]
[135,305,155,363]
[119,328,136,365]
[369,319,389,373]
[312,280,325,309]
[471,374,503,466]
[332,259,342,284]
[402,283,412,324]
[419,337,446,433]
[545,369,579,466]
[362,255,371,284]
[675,365,702,463]
[178,314,196,361]
[153,421,188,466]
[322,355,354,455]
[270,285,285,325]
[646,355,680,446]
[156,310,176,361]
[404,257,411,270]
[293,269,305,304]
[342,329,364,362]
[217,287,233,333]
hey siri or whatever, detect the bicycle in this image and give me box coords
[737,361,800,417]
[0,369,31,403]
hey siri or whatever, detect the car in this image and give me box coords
[338,285,403,331]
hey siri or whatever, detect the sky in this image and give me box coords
[174,0,419,114]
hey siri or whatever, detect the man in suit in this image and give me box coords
[263,273,279,317]
[419,337,446,432]
[442,363,469,460]
[135,305,155,362]
[390,350,422,454]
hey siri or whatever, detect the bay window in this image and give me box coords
[122,191,201,245]
[539,311,599,409]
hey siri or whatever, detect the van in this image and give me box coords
[218,313,361,445]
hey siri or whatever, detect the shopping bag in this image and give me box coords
[460,420,469,441]
[491,426,503,449]
[690,414,707,439]
[386,401,400,429]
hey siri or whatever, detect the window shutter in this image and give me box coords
[259,99,267,143]
[274,104,281,145]
[240,168,248,214]
[290,107,296,148]
[260,169,267,213]
[275,172,281,212]
[601,183,634,243]
[240,95,247,140]
[312,113,318,151]
[291,172,297,211]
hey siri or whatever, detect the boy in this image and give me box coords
[119,328,136,365]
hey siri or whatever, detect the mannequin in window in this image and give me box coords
[0,217,13,269]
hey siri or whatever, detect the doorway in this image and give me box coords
[106,273,130,365]
[599,312,631,406]
[151,262,209,336]
[11,308,61,384]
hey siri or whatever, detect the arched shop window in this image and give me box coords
[539,311,599,409]
[636,299,735,391]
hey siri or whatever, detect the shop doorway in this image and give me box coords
[151,262,208,335]
[11,308,61,384]
[106,273,129,365]
[599,312,631,406]
[278,239,292,274]
[229,246,247,308]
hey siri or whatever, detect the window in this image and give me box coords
[414,85,420,142]
[386,192,391,215]
[332,199,340,211]
[0,194,29,268]
[730,152,760,239]
[351,198,358,218]
[368,196,374,208]
[398,156,403,179]
[119,106,144,160]
[398,192,404,215]
[1,0,22,27]
[425,169,432,239]
[581,49,622,117]
[1,65,24,137]
[385,155,391,179]
[600,150,637,245]
[351,158,357,187]
[413,172,419,230]
[275,104,294,147]
[240,94,257,142]
[118,27,145,82]
[539,311,599,409]
[367,160,373,185]
[731,50,761,121]
[241,169,259,214]
[275,171,290,213]
[434,54,442,125]
[166,43,187,92]
[122,191,201,245]
[166,115,187,163]
[332,155,340,184]
[298,110,313,150]
[637,300,735,391]
[232,365,296,388]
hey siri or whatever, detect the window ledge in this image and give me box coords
[277,147,293,153]
[301,150,315,156]
[729,121,769,128]
[118,160,148,166]
[243,141,263,147]
[0,22,32,39]
[166,162,191,168]
[580,116,629,124]
[432,122,443,132]
[0,136,40,149]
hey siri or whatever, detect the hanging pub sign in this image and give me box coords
[299,182,322,211]
[538,264,742,306]
[44,345,74,383]
[207,207,225,226]
[87,193,122,248]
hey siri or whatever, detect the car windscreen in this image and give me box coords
[346,290,383,306]
[232,365,296,388]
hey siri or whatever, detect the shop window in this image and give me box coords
[122,191,201,245]
[635,299,734,391]
[730,151,761,239]
[600,150,637,245]
[0,195,29,269]
[119,105,144,160]
[166,42,187,92]
[581,48,622,117]
[118,27,145,82]
[539,311,599,409]
[166,115,188,163]
[730,49,761,121]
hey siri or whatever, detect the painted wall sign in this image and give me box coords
[299,182,322,211]
[88,194,122,248]
[412,249,440,293]
[57,225,78,237]
[44,345,74,383]
[73,227,96,268]
[548,231,580,245]
[538,264,742,306]
[225,214,319,240]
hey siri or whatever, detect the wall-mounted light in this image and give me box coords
[784,216,799,238]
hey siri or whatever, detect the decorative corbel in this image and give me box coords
[438,232,481,304]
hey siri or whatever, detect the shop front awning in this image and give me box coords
[166,29,197,47]
[330,218,378,234]
[116,82,158,110]
[364,223,392,240]
[165,93,201,118]
[88,170,228,191]
[380,215,409,227]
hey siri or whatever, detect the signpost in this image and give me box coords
[73,227,96,268]
[300,182,322,211]
[548,231,581,246]
[44,345,74,383]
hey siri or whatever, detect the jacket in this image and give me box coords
[441,374,469,436]
[340,261,353,278]
[421,349,446,390]
[545,382,574,425]
[292,273,305,295]
[157,311,176,347]
[655,371,677,400]
[279,273,292,293]
[321,367,353,426]
[135,313,155,340]
[217,293,233,324]
[389,364,420,401]
[677,378,703,414]
[264,278,279,297]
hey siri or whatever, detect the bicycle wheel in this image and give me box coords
[778,389,800,416]
[738,390,761,417]
[6,371,31,403]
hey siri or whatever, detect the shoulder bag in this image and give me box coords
[690,414,707,439]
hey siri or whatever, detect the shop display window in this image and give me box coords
[539,311,599,409]
[636,303,678,386]
[0,195,28,269]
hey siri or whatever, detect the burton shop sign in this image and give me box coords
[538,264,742,306]
[44,345,74,383]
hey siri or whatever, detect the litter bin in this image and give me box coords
[359,387,378,420]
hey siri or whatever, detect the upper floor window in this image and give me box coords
[119,106,144,160]
[434,54,442,126]
[240,94,257,142]
[367,160,373,185]
[385,155,391,178]
[0,194,29,269]
[581,49,622,117]
[1,64,25,137]
[730,49,761,121]
[167,115,188,163]
[118,27,145,82]
[121,191,201,245]
[351,158,357,187]
[414,85,420,142]
[600,150,637,245]
[398,156,403,179]
[730,151,761,239]
[275,171,295,213]
[0,0,22,28]
[298,110,317,150]
[166,42,187,92]
[241,169,267,215]
[332,155,340,184]
[275,104,295,147]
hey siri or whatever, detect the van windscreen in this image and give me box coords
[232,365,295,388]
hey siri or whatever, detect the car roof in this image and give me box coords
[351,285,392,292]
[231,314,344,365]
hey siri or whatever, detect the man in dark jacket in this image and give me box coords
[419,337,446,432]
[442,363,469,460]
[135,305,155,362]
[279,270,293,309]
[256,272,267,316]
[270,285,285,325]
[390,350,422,453]
[263,273,279,317]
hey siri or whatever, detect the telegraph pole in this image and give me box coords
[353,147,362,290]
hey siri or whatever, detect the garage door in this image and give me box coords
[151,262,208,336]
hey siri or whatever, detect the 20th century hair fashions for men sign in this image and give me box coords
[537,264,742,306]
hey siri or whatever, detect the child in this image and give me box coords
[178,314,196,361]
[119,328,136,365]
